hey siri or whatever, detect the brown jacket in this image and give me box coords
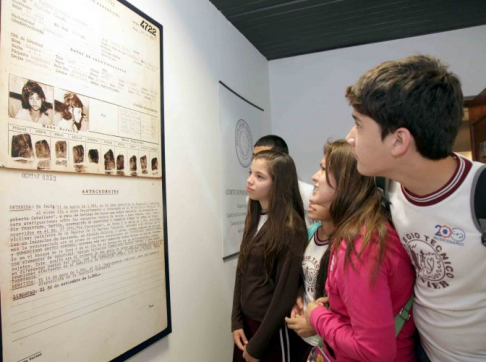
[231,225,304,359]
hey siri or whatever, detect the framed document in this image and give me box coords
[0,0,171,361]
[218,82,263,258]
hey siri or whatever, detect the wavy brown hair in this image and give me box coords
[59,92,86,131]
[314,239,331,299]
[324,140,390,283]
[238,150,307,283]
[21,80,49,114]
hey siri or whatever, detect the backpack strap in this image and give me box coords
[471,165,486,246]
[307,222,322,245]
[375,176,391,212]
[395,295,414,336]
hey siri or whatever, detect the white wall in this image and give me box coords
[117,6,484,359]
[125,0,271,361]
[269,25,486,183]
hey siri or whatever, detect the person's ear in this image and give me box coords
[390,127,412,157]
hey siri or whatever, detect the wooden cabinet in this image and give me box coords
[465,88,486,163]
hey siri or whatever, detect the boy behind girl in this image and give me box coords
[345,55,486,361]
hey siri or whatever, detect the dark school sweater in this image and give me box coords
[231,227,304,359]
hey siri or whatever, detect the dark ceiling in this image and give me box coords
[209,0,486,60]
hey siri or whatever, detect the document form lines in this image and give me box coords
[11,272,164,323]
[11,281,165,337]
[11,256,163,307]
[11,264,162,315]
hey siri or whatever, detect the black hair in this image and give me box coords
[346,55,463,160]
[254,135,289,155]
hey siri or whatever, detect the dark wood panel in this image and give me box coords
[465,88,486,109]
[471,116,486,163]
[264,18,486,59]
[467,89,486,162]
[209,0,486,60]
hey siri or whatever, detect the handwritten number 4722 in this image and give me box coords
[140,20,156,36]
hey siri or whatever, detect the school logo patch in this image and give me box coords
[401,232,454,289]
[434,224,466,245]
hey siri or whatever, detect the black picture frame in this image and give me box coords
[0,0,171,360]
[111,1,172,360]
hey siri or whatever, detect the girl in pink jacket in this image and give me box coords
[292,140,416,361]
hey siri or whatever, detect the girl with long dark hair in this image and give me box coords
[287,140,415,361]
[16,80,52,125]
[232,150,307,362]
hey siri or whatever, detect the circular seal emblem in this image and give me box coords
[406,237,454,282]
[235,119,253,167]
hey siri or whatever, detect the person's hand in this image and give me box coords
[315,297,329,307]
[233,329,248,352]
[305,297,329,323]
[285,314,316,338]
[290,296,304,317]
[243,347,260,362]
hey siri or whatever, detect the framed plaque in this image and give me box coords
[0,0,171,361]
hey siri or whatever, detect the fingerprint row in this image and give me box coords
[11,133,159,175]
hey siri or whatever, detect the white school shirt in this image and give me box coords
[389,155,486,361]
[302,228,329,346]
